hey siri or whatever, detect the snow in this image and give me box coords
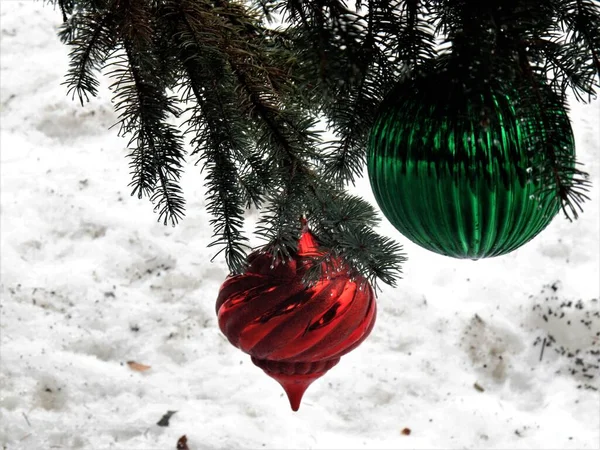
[1,2,599,449]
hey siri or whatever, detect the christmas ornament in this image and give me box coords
[367,70,575,259]
[215,224,376,411]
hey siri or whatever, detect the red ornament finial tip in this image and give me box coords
[300,217,308,231]
[270,372,324,411]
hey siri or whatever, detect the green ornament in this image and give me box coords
[367,71,575,259]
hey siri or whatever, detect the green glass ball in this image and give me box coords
[367,72,575,259]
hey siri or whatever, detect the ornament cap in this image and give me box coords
[297,229,319,256]
[300,216,309,232]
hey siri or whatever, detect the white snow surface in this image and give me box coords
[1,3,599,449]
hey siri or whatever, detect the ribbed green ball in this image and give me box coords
[367,73,575,259]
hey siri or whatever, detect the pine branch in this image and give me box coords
[58,0,73,22]
[62,9,116,105]
[517,51,591,221]
[321,52,395,186]
[534,38,598,101]
[108,39,186,225]
[373,0,436,69]
[287,0,436,186]
[151,137,187,226]
[554,0,600,97]
[179,59,252,270]
[50,0,599,287]
[203,2,330,253]
[303,177,406,290]
[320,7,378,186]
[188,86,251,272]
[200,139,250,272]
[255,180,308,262]
[163,0,290,268]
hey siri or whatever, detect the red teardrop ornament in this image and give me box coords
[215,227,377,411]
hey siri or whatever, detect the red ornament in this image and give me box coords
[215,225,377,411]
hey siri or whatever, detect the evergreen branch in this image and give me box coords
[556,0,600,80]
[404,0,423,69]
[213,6,327,251]
[517,51,591,221]
[374,0,436,68]
[287,0,435,186]
[303,178,406,290]
[163,0,304,268]
[534,38,598,101]
[287,20,379,184]
[200,139,250,272]
[162,0,265,269]
[335,225,406,290]
[152,165,187,225]
[109,49,155,198]
[58,0,73,21]
[107,38,186,225]
[237,152,272,208]
[255,176,309,262]
[320,6,376,186]
[62,9,116,105]
[182,65,252,272]
[58,12,82,44]
[321,51,396,186]
[574,0,600,77]
[172,0,318,168]
[50,0,598,287]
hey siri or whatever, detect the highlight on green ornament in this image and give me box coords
[367,70,576,259]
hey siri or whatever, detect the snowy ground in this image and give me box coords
[1,2,599,449]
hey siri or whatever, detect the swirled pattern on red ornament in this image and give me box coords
[215,229,376,410]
